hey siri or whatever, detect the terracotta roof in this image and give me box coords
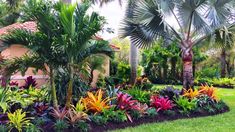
[0,21,120,51]
[0,21,37,36]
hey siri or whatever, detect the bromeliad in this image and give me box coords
[82,89,113,114]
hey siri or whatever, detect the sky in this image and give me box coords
[92,1,127,40]
[71,0,127,40]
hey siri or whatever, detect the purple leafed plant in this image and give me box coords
[9,81,19,87]
[22,76,37,89]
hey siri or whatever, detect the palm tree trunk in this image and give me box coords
[182,48,194,90]
[162,58,168,80]
[49,67,58,109]
[89,69,94,85]
[65,60,74,108]
[170,58,176,76]
[130,40,138,84]
[221,48,226,78]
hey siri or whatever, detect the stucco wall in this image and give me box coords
[1,45,110,87]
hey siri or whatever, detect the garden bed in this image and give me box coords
[41,107,229,132]
[89,109,229,132]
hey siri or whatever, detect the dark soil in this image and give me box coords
[42,107,229,132]
[89,108,229,132]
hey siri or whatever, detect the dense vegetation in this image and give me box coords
[0,0,234,131]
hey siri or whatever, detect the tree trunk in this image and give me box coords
[221,48,226,78]
[49,67,58,109]
[182,49,194,90]
[130,40,138,84]
[89,69,94,85]
[170,58,177,77]
[65,59,74,108]
[162,58,168,80]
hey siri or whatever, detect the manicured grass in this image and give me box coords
[112,85,235,132]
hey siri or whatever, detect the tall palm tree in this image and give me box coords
[120,0,235,89]
[55,1,113,107]
[1,0,113,108]
[214,25,235,78]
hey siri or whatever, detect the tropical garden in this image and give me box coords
[0,0,234,132]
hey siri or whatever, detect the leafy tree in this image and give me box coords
[1,0,113,108]
[0,0,24,27]
[214,25,235,77]
[120,0,235,89]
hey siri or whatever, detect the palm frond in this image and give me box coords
[76,40,113,63]
[0,54,46,77]
[119,0,168,48]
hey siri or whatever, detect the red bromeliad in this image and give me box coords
[117,92,140,111]
[116,92,140,122]
[150,95,173,112]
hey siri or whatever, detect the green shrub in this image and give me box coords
[147,108,158,117]
[90,115,108,125]
[103,108,127,123]
[126,87,150,104]
[25,124,41,132]
[129,110,141,119]
[196,66,219,78]
[32,117,47,127]
[163,110,176,116]
[175,97,197,115]
[54,120,69,132]
[213,100,229,112]
[75,121,90,132]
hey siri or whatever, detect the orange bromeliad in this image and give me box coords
[183,88,199,99]
[82,89,113,114]
[199,84,219,101]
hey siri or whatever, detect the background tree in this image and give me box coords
[0,0,24,27]
[120,0,235,89]
[213,26,235,78]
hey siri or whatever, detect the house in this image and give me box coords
[0,21,119,87]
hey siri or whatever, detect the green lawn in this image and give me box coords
[112,86,235,132]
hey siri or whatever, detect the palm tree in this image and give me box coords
[120,0,235,89]
[54,1,113,107]
[213,25,235,78]
[1,0,113,108]
[130,41,138,84]
[0,0,24,27]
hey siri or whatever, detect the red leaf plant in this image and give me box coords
[116,92,140,122]
[150,95,174,112]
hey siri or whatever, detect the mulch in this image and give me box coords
[42,107,229,132]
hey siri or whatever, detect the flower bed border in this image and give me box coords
[41,106,229,132]
[89,108,229,132]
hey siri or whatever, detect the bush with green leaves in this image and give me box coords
[55,68,90,105]
[174,97,197,115]
[213,100,229,112]
[103,108,127,123]
[90,115,108,125]
[7,109,33,132]
[163,110,176,117]
[126,87,150,104]
[25,124,41,132]
[75,121,90,132]
[147,108,158,117]
[54,120,69,132]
